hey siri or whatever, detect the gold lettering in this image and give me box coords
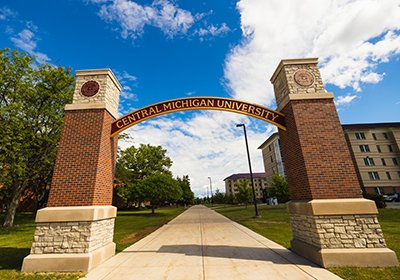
[181,99,190,108]
[216,100,224,107]
[200,99,207,107]
[271,113,280,122]
[141,109,149,118]
[116,120,124,128]
[127,115,136,123]
[122,117,129,126]
[163,103,173,110]
[248,105,255,115]
[235,102,243,111]
[224,100,232,109]
[193,99,200,107]
[155,105,161,113]
[149,107,157,115]
[242,104,248,112]
[207,99,214,107]
[255,107,262,116]
[175,100,182,109]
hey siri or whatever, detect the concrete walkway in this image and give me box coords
[83,205,342,280]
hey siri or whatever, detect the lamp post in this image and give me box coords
[208,176,213,205]
[236,123,260,218]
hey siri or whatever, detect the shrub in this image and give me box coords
[363,192,386,208]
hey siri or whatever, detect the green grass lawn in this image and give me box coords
[0,206,185,280]
[214,204,400,280]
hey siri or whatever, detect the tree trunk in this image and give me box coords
[151,205,155,214]
[3,185,25,227]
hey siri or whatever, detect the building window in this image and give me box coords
[388,145,393,152]
[381,158,386,166]
[372,133,377,140]
[270,156,273,163]
[355,132,366,139]
[383,133,388,139]
[387,172,392,180]
[359,145,370,152]
[268,145,271,152]
[398,171,400,179]
[368,172,380,180]
[377,145,381,153]
[363,158,375,166]
[393,158,398,165]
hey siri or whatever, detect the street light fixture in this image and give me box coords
[236,123,260,218]
[208,176,213,205]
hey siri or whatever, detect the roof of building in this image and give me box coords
[342,122,400,130]
[257,132,279,149]
[223,173,268,181]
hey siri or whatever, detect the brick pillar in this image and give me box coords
[271,58,398,267]
[22,69,121,272]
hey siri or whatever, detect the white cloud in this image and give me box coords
[93,0,196,39]
[123,71,137,81]
[10,26,50,64]
[195,23,231,40]
[224,0,400,104]
[122,1,400,196]
[0,7,15,21]
[120,111,276,196]
[335,95,358,107]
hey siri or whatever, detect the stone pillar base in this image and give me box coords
[22,242,115,272]
[291,239,398,267]
[22,206,117,272]
[288,199,399,267]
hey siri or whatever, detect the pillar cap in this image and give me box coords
[75,68,122,91]
[270,58,319,84]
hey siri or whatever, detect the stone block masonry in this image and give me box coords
[271,58,398,267]
[290,214,386,249]
[22,69,121,272]
[30,218,114,254]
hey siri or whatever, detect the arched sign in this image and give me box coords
[110,97,285,136]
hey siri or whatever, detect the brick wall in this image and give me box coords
[47,109,117,206]
[279,99,362,200]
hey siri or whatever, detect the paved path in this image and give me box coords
[83,205,342,280]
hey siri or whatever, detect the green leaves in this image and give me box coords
[0,48,74,227]
[268,174,290,203]
[235,179,252,204]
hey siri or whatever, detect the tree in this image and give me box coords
[116,144,172,183]
[212,189,226,204]
[268,174,290,203]
[134,174,182,214]
[176,175,194,206]
[115,144,173,205]
[235,179,252,207]
[0,49,74,227]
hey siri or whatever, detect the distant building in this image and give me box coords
[258,122,400,195]
[342,123,400,194]
[257,132,285,179]
[224,173,268,200]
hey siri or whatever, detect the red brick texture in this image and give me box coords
[279,99,362,200]
[47,109,118,206]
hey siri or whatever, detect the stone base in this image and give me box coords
[22,242,115,272]
[288,199,399,267]
[291,239,398,267]
[22,206,117,272]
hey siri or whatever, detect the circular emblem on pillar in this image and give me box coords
[294,70,314,87]
[81,81,100,97]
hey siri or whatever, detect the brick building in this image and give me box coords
[224,173,268,200]
[259,122,400,195]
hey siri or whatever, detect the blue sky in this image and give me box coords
[1,0,400,196]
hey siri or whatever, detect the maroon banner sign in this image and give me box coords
[110,97,286,136]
